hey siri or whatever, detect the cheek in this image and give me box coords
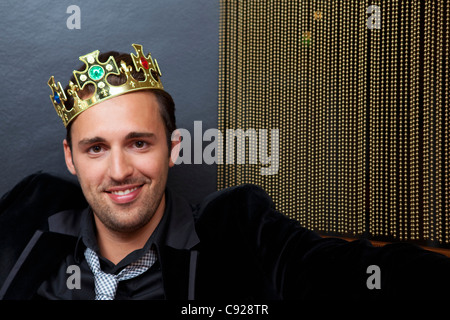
[134,152,170,178]
[73,157,105,188]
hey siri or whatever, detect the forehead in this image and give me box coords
[70,91,165,140]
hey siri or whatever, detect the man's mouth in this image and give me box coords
[110,186,140,196]
[105,184,144,204]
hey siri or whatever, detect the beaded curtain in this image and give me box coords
[217,0,449,244]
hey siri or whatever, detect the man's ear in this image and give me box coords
[169,129,181,168]
[63,139,77,175]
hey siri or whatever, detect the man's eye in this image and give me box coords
[134,141,146,148]
[89,145,102,153]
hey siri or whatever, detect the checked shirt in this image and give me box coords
[84,246,157,300]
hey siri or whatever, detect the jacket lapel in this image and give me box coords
[0,230,77,299]
[159,246,191,299]
[158,189,200,300]
[0,209,83,300]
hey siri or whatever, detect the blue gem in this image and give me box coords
[54,93,61,104]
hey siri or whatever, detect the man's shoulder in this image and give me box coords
[0,172,86,289]
[200,183,273,206]
[194,183,279,228]
[0,171,87,217]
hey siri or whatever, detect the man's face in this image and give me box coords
[63,91,175,233]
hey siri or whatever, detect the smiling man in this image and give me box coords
[1,44,450,301]
[0,45,193,300]
[64,91,172,265]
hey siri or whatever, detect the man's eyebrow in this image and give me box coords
[125,132,156,140]
[78,136,106,147]
[77,132,156,147]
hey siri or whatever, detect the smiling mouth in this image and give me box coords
[105,184,144,204]
[109,186,140,196]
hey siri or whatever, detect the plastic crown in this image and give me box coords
[48,43,163,127]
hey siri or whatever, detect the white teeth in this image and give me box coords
[111,186,138,196]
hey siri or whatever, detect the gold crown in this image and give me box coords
[48,43,163,127]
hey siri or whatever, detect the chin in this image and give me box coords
[89,183,165,234]
[103,214,153,233]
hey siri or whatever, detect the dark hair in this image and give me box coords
[64,51,176,155]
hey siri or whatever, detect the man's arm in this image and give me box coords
[0,172,87,289]
[197,184,450,299]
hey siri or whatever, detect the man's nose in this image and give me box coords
[108,148,133,182]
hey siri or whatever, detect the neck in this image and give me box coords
[94,195,165,265]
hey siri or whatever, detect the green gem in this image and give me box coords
[88,65,105,81]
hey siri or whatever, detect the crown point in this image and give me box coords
[88,65,105,81]
[54,93,61,104]
[140,57,149,70]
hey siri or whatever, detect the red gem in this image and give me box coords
[140,57,149,69]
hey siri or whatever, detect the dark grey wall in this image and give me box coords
[0,0,219,204]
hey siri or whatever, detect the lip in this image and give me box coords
[105,184,144,204]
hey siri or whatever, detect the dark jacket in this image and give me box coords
[1,172,449,300]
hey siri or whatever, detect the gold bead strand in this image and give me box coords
[270,0,283,213]
[290,0,299,222]
[257,0,266,190]
[286,0,297,220]
[323,0,332,232]
[428,0,437,241]
[319,0,326,233]
[306,0,315,230]
[313,0,320,231]
[400,1,409,241]
[261,0,270,196]
[217,0,226,190]
[445,0,450,243]
[276,0,287,215]
[337,0,347,234]
[370,0,382,237]
[227,0,237,187]
[427,0,436,241]
[317,0,325,231]
[410,0,420,240]
[390,0,398,239]
[287,0,295,217]
[404,0,411,240]
[337,1,343,234]
[357,0,368,236]
[311,1,318,230]
[436,0,444,242]
[330,0,336,233]
[298,0,308,227]
[262,0,272,202]
[236,0,244,186]
[385,0,392,236]
[223,0,231,187]
[380,0,387,237]
[347,0,353,234]
[345,0,352,234]
[350,0,358,235]
[423,0,430,241]
[246,0,255,187]
[328,0,338,233]
[368,0,375,237]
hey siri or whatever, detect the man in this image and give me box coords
[0,44,449,300]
